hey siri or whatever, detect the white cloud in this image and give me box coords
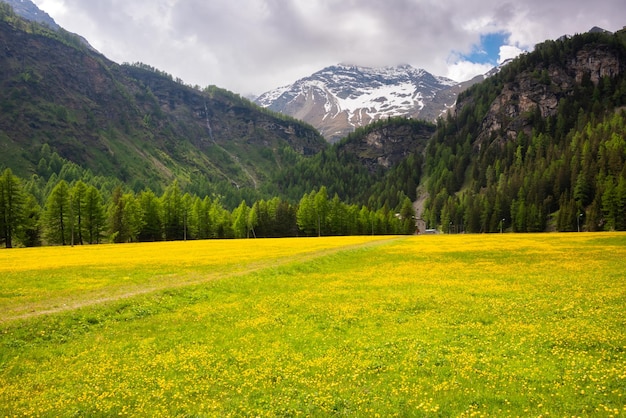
[446,61,494,83]
[498,45,526,64]
[36,0,67,18]
[29,0,626,95]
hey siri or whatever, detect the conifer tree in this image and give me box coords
[70,181,88,245]
[84,185,106,244]
[161,181,183,240]
[0,168,25,248]
[137,189,162,242]
[232,200,250,238]
[20,194,41,247]
[44,180,71,245]
[296,191,317,236]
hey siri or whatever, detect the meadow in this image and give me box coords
[0,233,625,416]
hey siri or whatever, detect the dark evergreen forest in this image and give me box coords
[420,30,626,232]
[2,13,626,248]
[0,149,416,248]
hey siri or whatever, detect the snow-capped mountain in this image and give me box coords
[255,64,460,142]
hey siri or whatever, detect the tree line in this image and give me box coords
[265,117,432,211]
[423,105,626,233]
[0,2,88,52]
[421,30,626,233]
[0,170,416,248]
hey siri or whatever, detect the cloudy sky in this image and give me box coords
[32,0,626,96]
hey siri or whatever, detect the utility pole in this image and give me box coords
[70,194,74,247]
[577,212,583,232]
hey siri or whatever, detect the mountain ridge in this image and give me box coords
[0,7,326,202]
[1,0,58,29]
[255,64,460,142]
[1,2,625,239]
[420,28,626,232]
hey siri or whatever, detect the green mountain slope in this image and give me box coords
[419,28,626,232]
[3,1,625,235]
[0,6,326,197]
[264,117,435,208]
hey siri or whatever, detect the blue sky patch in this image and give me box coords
[463,32,510,64]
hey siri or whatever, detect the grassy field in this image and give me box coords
[0,233,625,416]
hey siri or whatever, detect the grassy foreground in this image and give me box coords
[0,233,625,416]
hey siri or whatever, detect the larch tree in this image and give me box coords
[83,185,106,244]
[44,180,71,245]
[0,168,25,248]
[232,200,250,238]
[70,181,88,245]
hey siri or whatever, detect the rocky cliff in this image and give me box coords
[337,119,435,174]
[256,64,458,143]
[468,37,625,147]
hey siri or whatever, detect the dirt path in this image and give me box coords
[413,185,429,220]
[2,237,403,323]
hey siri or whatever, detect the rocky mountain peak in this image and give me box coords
[1,0,59,29]
[255,64,459,142]
[588,26,611,34]
[1,0,98,51]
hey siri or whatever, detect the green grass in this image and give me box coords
[0,233,625,416]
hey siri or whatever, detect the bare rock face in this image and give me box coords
[337,121,435,174]
[471,43,624,147]
[481,73,559,142]
[255,64,458,143]
[571,46,622,83]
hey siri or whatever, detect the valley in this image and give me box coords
[1,1,626,416]
[1,233,624,415]
[0,0,625,251]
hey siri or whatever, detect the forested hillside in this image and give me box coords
[0,3,325,202]
[420,29,626,232]
[0,164,414,248]
[264,117,435,209]
[1,115,427,248]
[2,0,626,247]
[0,118,425,247]
[0,4,421,248]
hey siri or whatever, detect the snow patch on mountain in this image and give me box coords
[255,64,459,142]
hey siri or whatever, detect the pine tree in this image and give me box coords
[327,194,347,235]
[296,191,317,236]
[20,194,41,247]
[44,180,71,245]
[108,187,125,243]
[601,176,619,231]
[161,181,183,240]
[0,168,25,248]
[313,187,329,236]
[137,189,162,242]
[70,181,88,245]
[248,201,259,238]
[398,196,416,234]
[232,200,250,238]
[192,196,212,239]
[109,188,143,243]
[84,185,106,244]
